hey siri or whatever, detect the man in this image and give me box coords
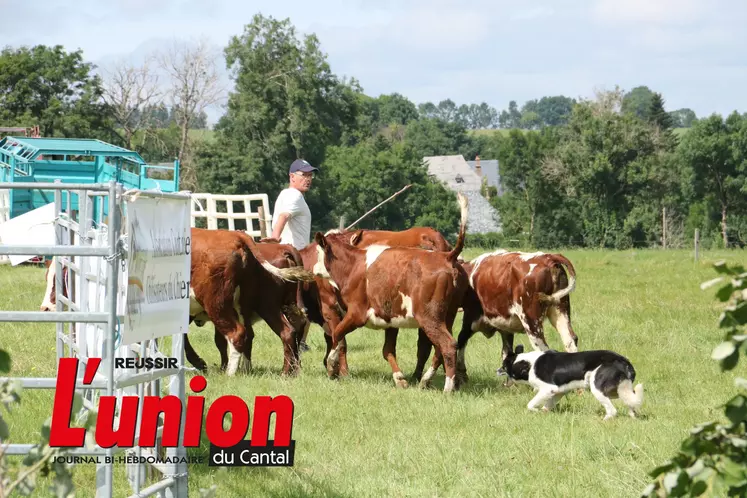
[263,158,318,249]
[263,158,318,351]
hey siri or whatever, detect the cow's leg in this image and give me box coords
[184,319,208,373]
[222,324,249,376]
[382,328,407,388]
[202,298,248,376]
[455,318,477,388]
[516,304,550,352]
[419,346,443,389]
[296,283,311,352]
[214,331,229,371]
[419,321,458,393]
[547,298,578,352]
[183,334,208,373]
[497,332,516,386]
[258,309,300,377]
[327,312,362,379]
[412,328,432,382]
[322,303,348,377]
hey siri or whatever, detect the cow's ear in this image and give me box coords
[515,344,524,355]
[314,232,326,248]
[350,229,363,245]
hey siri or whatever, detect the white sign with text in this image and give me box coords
[123,195,191,345]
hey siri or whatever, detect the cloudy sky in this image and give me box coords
[3,0,746,125]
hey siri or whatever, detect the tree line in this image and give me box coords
[0,14,743,249]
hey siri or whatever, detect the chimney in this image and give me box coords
[474,155,482,177]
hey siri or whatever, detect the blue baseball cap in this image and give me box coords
[289,158,319,174]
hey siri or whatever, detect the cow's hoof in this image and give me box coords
[418,378,431,390]
[393,372,408,389]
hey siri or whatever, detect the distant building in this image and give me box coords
[423,154,502,234]
[466,156,503,197]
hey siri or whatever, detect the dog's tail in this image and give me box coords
[618,380,644,412]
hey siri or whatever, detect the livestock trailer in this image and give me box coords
[0,136,180,221]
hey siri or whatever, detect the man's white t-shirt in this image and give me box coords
[272,188,312,250]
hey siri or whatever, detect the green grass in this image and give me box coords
[1,247,745,497]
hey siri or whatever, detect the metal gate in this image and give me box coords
[0,180,190,498]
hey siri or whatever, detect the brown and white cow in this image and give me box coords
[454,249,579,385]
[297,226,453,384]
[41,229,314,377]
[201,240,310,371]
[184,228,313,376]
[311,193,469,392]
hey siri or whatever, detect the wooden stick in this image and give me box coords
[345,184,412,231]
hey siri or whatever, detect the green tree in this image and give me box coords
[546,89,679,248]
[376,93,419,127]
[0,44,113,140]
[679,113,747,248]
[621,85,656,120]
[498,100,522,128]
[521,96,576,127]
[491,128,563,245]
[670,108,697,128]
[403,118,474,158]
[649,92,678,151]
[322,138,460,235]
[196,13,360,221]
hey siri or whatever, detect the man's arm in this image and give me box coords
[270,212,291,240]
[261,212,291,242]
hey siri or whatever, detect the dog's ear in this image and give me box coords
[515,344,524,355]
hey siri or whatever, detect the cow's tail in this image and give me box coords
[238,239,315,283]
[447,192,469,263]
[539,255,576,304]
[262,261,316,283]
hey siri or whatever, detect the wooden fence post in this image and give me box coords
[258,206,267,238]
[339,216,345,230]
[694,229,700,262]
[662,207,667,249]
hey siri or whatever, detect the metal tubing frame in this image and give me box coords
[0,181,189,498]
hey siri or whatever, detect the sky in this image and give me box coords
[2,0,746,126]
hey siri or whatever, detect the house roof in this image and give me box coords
[466,159,501,193]
[423,155,482,191]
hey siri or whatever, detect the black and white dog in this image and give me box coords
[502,345,644,420]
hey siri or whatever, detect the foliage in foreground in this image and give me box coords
[643,261,747,497]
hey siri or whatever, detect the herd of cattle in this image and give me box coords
[38,192,580,394]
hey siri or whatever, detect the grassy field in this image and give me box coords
[1,247,745,497]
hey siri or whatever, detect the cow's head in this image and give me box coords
[312,232,332,279]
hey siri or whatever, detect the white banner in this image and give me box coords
[123,195,191,345]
